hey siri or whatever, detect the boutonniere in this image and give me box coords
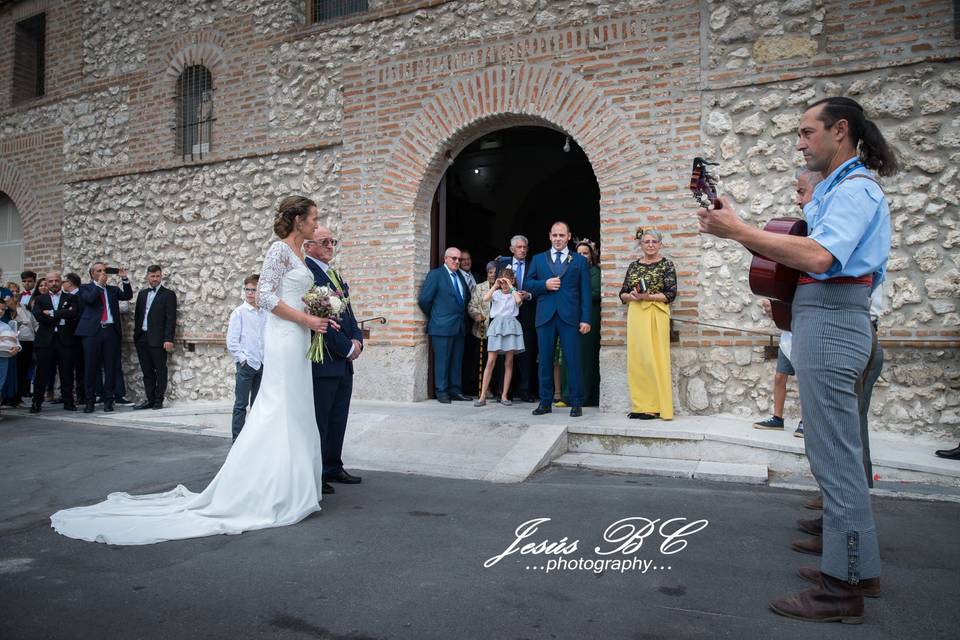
[565,254,572,264]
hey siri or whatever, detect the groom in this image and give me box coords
[524,221,592,417]
[304,226,364,496]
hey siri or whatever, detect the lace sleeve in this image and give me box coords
[257,241,293,313]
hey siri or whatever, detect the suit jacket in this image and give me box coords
[74,281,134,337]
[32,293,80,348]
[417,266,470,337]
[133,285,178,347]
[306,258,363,378]
[524,249,591,328]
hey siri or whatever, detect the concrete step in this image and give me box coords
[553,452,769,485]
[565,414,960,487]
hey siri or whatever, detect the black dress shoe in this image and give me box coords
[569,406,582,417]
[322,482,335,495]
[437,395,452,404]
[63,404,77,411]
[152,400,164,410]
[628,412,657,420]
[327,470,362,484]
[103,400,115,412]
[83,403,95,413]
[532,404,552,415]
[29,404,41,414]
[450,394,473,401]
[133,400,153,410]
[934,443,960,460]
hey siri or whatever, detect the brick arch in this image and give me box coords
[162,31,228,79]
[0,159,42,265]
[381,64,648,221]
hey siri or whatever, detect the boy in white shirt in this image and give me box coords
[226,274,267,441]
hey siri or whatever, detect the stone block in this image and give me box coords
[752,36,817,63]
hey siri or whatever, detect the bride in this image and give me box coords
[51,196,333,545]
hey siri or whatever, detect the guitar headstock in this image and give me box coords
[689,157,721,209]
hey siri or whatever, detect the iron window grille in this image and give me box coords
[308,0,368,24]
[174,65,214,160]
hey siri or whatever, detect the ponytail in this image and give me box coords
[809,97,900,177]
[859,118,899,177]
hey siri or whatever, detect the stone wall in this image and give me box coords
[0,87,129,173]
[61,147,340,402]
[81,0,303,79]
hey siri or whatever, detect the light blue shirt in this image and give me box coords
[803,157,891,285]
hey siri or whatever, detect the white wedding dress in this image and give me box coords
[51,241,324,545]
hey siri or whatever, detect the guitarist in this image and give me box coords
[698,96,898,624]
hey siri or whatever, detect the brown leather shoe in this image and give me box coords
[791,536,822,555]
[797,516,823,536]
[798,566,881,598]
[770,573,864,623]
[804,494,823,510]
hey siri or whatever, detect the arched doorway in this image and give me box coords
[0,193,24,279]
[428,126,601,403]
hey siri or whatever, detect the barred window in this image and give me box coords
[12,13,45,104]
[174,65,213,160]
[308,0,369,24]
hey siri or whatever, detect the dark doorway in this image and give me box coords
[427,126,601,403]
[435,126,600,267]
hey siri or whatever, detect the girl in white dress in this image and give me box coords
[50,196,333,545]
[474,267,525,407]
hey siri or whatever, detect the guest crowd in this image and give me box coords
[0,264,178,418]
[418,221,678,419]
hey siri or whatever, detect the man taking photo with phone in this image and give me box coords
[74,262,133,413]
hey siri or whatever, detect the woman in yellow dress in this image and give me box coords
[619,228,677,420]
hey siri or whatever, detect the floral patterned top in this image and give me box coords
[619,258,677,304]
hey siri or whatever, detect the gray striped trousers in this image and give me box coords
[792,282,880,582]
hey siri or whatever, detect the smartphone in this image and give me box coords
[105,267,120,275]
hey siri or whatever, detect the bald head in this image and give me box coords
[45,271,62,294]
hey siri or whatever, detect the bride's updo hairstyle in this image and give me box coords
[274,195,317,238]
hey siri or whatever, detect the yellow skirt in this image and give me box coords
[626,301,673,419]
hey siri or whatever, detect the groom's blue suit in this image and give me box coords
[306,256,363,479]
[524,248,592,406]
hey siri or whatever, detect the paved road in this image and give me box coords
[1,417,958,640]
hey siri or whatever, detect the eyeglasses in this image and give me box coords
[243,288,257,293]
[445,256,461,261]
[317,239,338,247]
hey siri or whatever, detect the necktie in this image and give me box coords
[100,288,108,322]
[554,251,562,269]
[450,271,463,304]
[327,268,343,292]
[515,261,523,288]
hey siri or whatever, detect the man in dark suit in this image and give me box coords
[497,234,538,402]
[30,272,80,413]
[74,262,133,413]
[525,221,592,417]
[61,272,86,403]
[304,226,364,496]
[418,247,472,403]
[132,265,177,410]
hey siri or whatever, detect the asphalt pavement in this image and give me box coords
[1,416,958,640]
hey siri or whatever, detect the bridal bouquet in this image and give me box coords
[303,284,344,363]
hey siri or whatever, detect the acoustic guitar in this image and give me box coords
[689,157,807,331]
